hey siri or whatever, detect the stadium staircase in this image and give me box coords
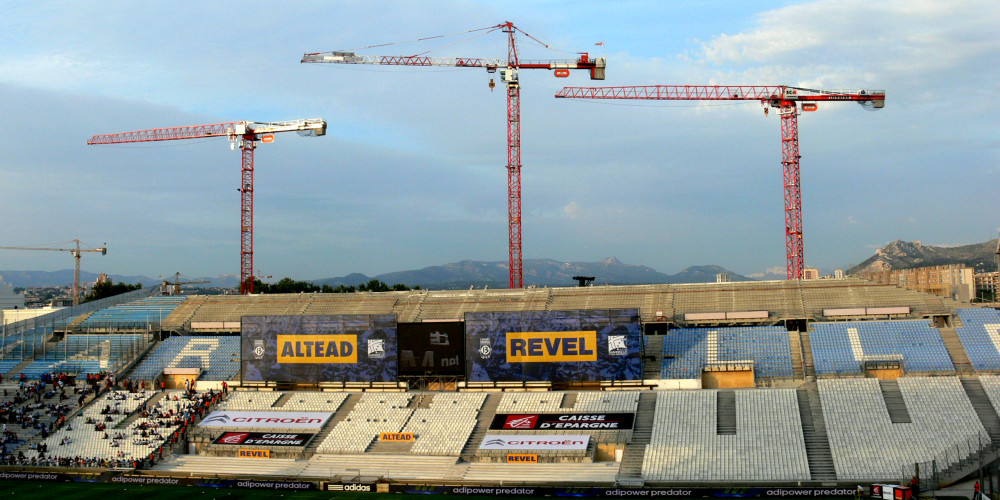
[615,391,656,487]
[4,359,33,378]
[115,391,171,429]
[939,327,975,374]
[796,389,837,483]
[561,391,578,409]
[878,380,912,424]
[798,329,817,380]
[459,393,502,460]
[271,392,293,407]
[305,393,363,455]
[788,330,805,379]
[642,335,663,380]
[716,391,737,435]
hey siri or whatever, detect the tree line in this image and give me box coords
[250,278,419,294]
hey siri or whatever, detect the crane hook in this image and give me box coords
[489,78,495,92]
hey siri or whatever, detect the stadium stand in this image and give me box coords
[76,296,188,330]
[316,393,415,454]
[129,336,240,381]
[496,392,565,413]
[819,377,988,481]
[215,390,284,410]
[809,320,954,374]
[660,326,795,379]
[954,308,1000,370]
[572,392,640,412]
[278,392,349,411]
[16,333,149,379]
[403,393,486,455]
[641,389,810,482]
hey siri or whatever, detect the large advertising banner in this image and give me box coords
[489,413,635,430]
[397,322,466,376]
[199,411,332,429]
[464,309,642,382]
[241,315,397,383]
[478,434,590,451]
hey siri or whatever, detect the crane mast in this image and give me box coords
[556,85,884,280]
[88,119,327,294]
[303,22,606,289]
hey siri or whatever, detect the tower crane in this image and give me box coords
[303,22,606,289]
[87,118,327,294]
[160,272,210,296]
[555,85,885,280]
[0,239,107,306]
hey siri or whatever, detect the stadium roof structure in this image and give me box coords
[161,278,952,332]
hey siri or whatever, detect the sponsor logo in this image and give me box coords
[213,432,314,446]
[367,339,385,359]
[379,432,414,442]
[479,338,492,359]
[218,432,249,444]
[276,334,357,364]
[505,331,597,363]
[328,484,373,492]
[506,454,538,463]
[503,415,538,429]
[238,449,270,458]
[253,340,265,359]
[478,434,590,450]
[492,413,635,430]
[608,335,627,356]
[429,330,450,345]
[199,411,332,429]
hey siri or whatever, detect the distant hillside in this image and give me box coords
[315,258,751,289]
[849,239,999,275]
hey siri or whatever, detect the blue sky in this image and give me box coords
[0,0,997,282]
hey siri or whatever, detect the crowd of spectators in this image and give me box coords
[0,377,224,469]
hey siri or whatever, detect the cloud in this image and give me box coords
[563,201,581,219]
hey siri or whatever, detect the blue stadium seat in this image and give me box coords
[660,326,794,378]
[810,320,953,374]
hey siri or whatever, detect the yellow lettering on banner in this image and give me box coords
[379,432,414,442]
[506,454,538,463]
[238,449,270,458]
[276,335,357,364]
[506,331,598,363]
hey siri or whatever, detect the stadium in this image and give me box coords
[1,278,998,497]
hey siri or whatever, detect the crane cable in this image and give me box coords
[341,24,499,52]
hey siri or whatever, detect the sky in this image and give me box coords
[0,0,997,283]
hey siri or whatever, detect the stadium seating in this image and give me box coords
[496,392,565,413]
[215,390,284,410]
[37,389,195,464]
[659,326,794,379]
[129,336,240,381]
[641,389,810,481]
[954,308,1000,370]
[278,392,349,411]
[819,377,987,481]
[15,333,148,379]
[317,393,415,454]
[403,393,486,455]
[572,392,640,412]
[810,320,954,374]
[77,296,188,329]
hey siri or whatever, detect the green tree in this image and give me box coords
[83,281,142,303]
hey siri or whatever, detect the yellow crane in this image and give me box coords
[0,240,107,306]
[160,272,209,296]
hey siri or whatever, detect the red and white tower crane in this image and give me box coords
[303,22,606,289]
[87,118,327,294]
[555,85,885,280]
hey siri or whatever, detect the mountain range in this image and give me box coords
[3,238,996,290]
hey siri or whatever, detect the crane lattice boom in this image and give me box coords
[303,22,606,288]
[0,240,106,306]
[556,84,884,280]
[88,118,327,294]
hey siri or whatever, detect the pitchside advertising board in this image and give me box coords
[241,314,397,382]
[465,309,642,382]
[490,413,635,430]
[397,322,465,376]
